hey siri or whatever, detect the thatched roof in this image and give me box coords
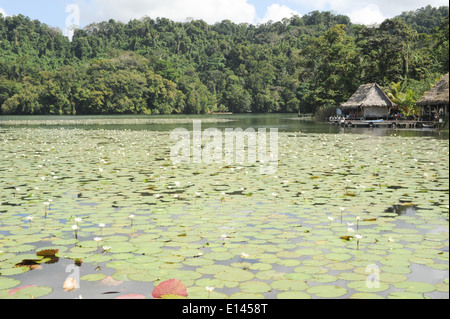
[417,73,449,106]
[340,83,396,109]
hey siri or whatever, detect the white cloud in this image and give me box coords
[260,4,302,23]
[288,0,450,25]
[0,7,8,17]
[347,4,386,25]
[86,0,257,24]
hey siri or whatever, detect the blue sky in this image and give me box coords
[1,0,448,38]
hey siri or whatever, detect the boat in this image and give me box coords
[363,119,384,124]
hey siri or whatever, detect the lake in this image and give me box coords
[0,114,448,299]
[0,113,449,138]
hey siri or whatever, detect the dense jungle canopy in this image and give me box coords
[0,5,448,115]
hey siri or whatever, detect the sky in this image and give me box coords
[0,0,448,39]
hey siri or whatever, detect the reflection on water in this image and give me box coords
[384,205,418,216]
[1,114,448,139]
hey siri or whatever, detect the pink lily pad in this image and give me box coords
[152,279,187,299]
[9,285,37,296]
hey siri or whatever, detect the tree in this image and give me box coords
[0,7,448,116]
[222,74,251,113]
[297,24,360,113]
[386,81,419,117]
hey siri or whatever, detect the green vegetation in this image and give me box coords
[0,124,448,298]
[0,6,448,115]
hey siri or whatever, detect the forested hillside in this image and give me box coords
[0,6,448,115]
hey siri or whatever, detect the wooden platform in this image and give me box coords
[329,119,442,129]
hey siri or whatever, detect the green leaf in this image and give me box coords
[306,285,348,298]
[394,281,436,293]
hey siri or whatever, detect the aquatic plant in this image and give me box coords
[0,125,447,299]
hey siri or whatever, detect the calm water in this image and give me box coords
[0,113,448,139]
[0,114,448,299]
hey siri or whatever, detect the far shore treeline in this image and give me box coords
[0,5,448,116]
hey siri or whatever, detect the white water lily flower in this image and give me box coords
[241,252,249,259]
[94,237,102,242]
[129,214,135,219]
[348,228,355,233]
[328,216,334,221]
[355,234,362,240]
[205,286,215,293]
[99,223,106,228]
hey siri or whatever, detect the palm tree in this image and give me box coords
[387,82,419,118]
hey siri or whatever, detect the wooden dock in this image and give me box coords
[329,118,443,129]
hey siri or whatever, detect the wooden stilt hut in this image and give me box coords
[340,83,396,120]
[417,73,449,120]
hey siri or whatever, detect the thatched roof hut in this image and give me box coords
[340,83,396,119]
[417,73,449,110]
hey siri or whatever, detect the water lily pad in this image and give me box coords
[0,277,21,290]
[196,265,230,275]
[10,285,53,299]
[350,292,385,299]
[194,278,224,289]
[310,274,338,283]
[239,281,271,293]
[229,292,265,299]
[183,258,214,267]
[255,270,286,281]
[394,281,436,293]
[277,291,311,299]
[388,291,430,299]
[1,127,448,300]
[249,263,272,271]
[380,265,411,274]
[306,285,347,298]
[215,268,255,282]
[80,274,108,281]
[204,251,235,261]
[325,253,352,262]
[186,286,228,299]
[347,280,390,293]
[293,248,323,256]
[271,280,309,291]
[152,279,187,299]
[379,273,408,284]
[293,266,325,275]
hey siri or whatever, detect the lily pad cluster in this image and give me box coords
[0,124,448,299]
